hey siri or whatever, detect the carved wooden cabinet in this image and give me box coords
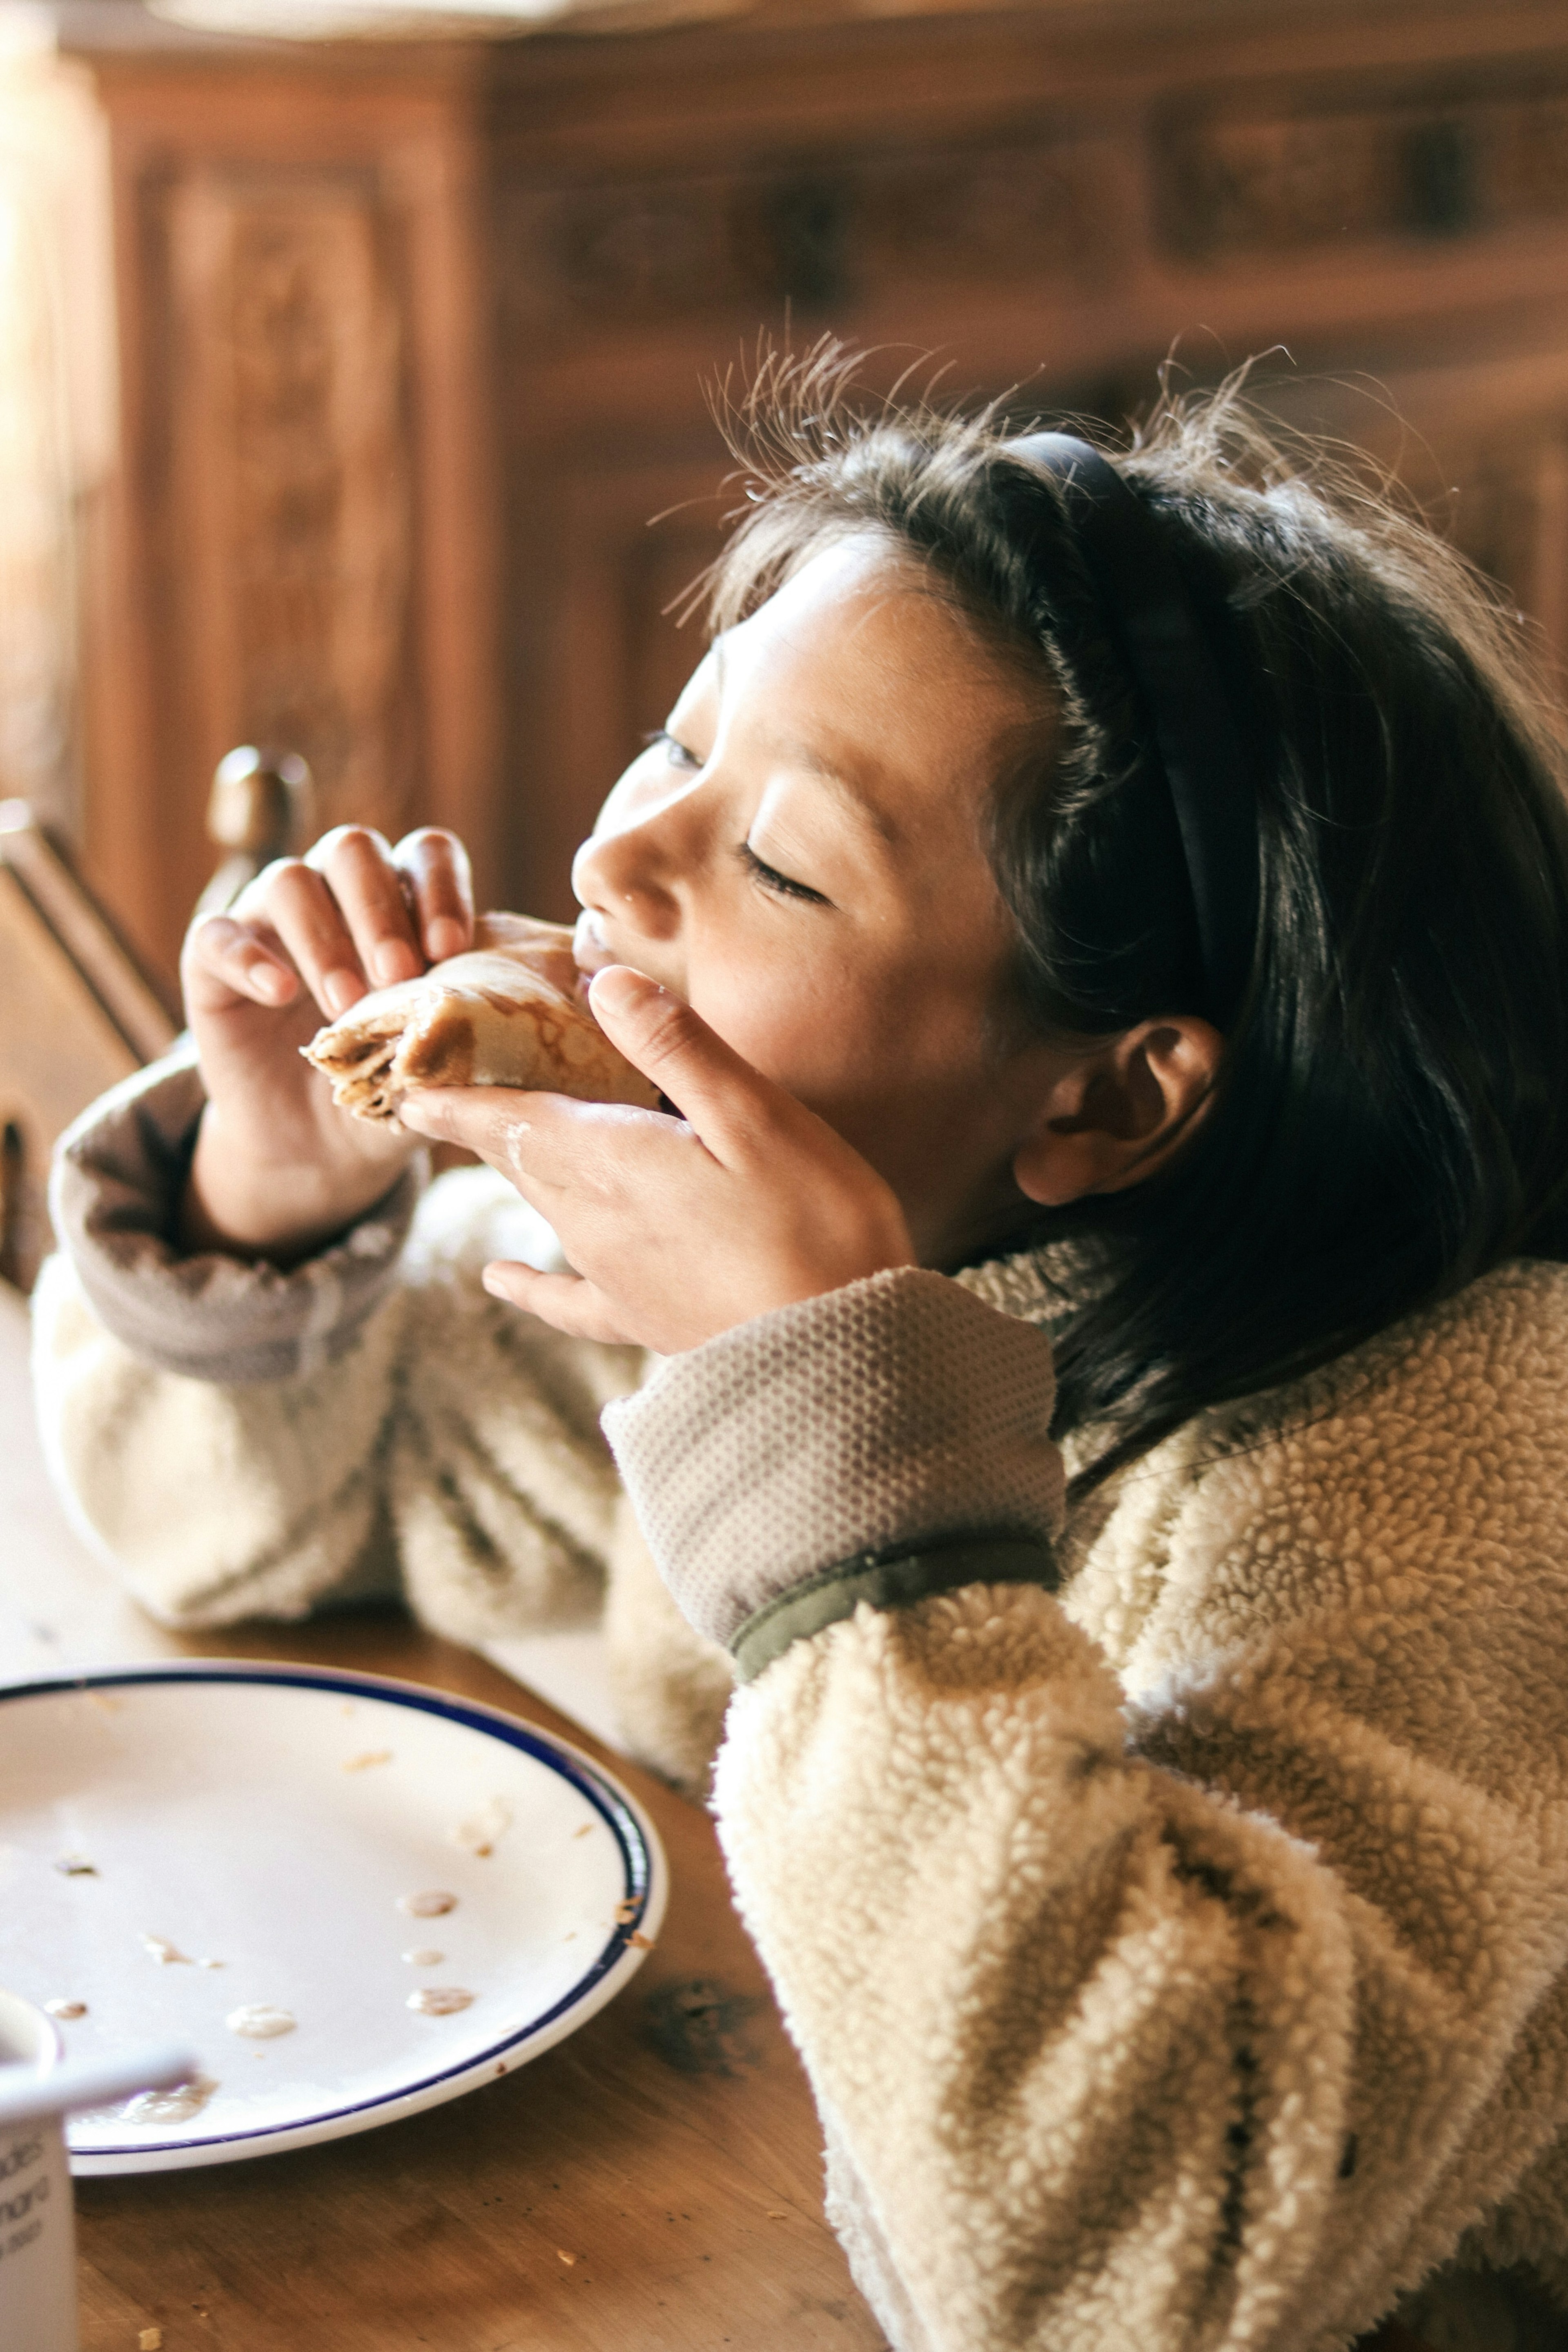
[36,0,1568,977]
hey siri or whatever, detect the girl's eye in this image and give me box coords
[644,728,702,771]
[737,842,829,906]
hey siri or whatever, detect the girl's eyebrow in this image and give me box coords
[770,737,902,848]
[710,630,900,845]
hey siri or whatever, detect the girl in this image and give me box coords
[34,368,1568,2351]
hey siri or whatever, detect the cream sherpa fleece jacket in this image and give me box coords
[30,1053,1568,2352]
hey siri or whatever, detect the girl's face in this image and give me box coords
[572,537,1074,1267]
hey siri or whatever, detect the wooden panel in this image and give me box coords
[485,0,1568,437]
[165,166,420,843]
[1158,79,1568,261]
[78,57,500,983]
[500,131,1127,341]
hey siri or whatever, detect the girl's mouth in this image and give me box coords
[572,911,612,1002]
[572,911,675,1013]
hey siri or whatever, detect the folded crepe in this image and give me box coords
[301,912,659,1123]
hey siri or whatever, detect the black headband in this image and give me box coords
[1005,431,1261,1029]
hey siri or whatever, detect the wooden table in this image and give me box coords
[1,1283,887,2352]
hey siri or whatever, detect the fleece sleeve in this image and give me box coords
[604,1269,1568,2352]
[33,1053,645,1637]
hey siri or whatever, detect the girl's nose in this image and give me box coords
[572,804,683,939]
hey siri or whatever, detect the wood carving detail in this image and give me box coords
[503,137,1120,329]
[167,173,419,841]
[1163,87,1568,259]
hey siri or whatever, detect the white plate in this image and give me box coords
[0,1662,666,2174]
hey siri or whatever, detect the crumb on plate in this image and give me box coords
[226,2004,296,2039]
[141,1935,193,1965]
[454,1796,512,1858]
[407,1986,474,2016]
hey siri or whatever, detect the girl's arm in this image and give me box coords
[33,1051,641,1636]
[603,1268,1568,2352]
[33,820,645,1635]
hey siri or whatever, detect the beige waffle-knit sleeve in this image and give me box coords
[602,1268,1066,1652]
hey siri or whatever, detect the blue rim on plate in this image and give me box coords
[0,1660,668,2171]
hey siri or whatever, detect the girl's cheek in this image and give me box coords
[692,962,862,1089]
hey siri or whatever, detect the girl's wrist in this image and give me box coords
[180,1107,415,1266]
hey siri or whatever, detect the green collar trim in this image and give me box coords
[731,1536,1058,1684]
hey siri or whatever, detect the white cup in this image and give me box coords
[0,1989,76,2352]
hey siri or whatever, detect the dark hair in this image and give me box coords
[703,351,1568,1494]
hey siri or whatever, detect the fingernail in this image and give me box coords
[374,941,419,987]
[426,916,466,963]
[251,962,293,1004]
[323,969,363,1017]
[398,1097,436,1134]
[482,1266,512,1299]
[590,965,653,1017]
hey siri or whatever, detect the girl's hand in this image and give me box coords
[397,966,916,1352]
[180,826,474,1261]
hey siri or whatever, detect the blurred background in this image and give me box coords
[3,0,1568,1282]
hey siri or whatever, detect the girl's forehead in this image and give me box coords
[697,540,1052,779]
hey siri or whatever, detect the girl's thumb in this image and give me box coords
[587,966,765,1138]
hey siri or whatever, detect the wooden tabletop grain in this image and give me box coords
[1,1283,886,2352]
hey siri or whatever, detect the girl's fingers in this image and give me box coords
[183,913,301,1011]
[305,827,423,992]
[394,828,474,965]
[199,825,478,1030]
[586,967,791,1161]
[399,1088,666,1200]
[481,1260,637,1345]
[243,858,375,1020]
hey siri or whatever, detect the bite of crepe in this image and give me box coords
[301,911,659,1123]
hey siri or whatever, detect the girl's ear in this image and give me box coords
[1011,1017,1223,1208]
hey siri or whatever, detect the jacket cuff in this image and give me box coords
[601,1267,1066,1657]
[48,1045,424,1384]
